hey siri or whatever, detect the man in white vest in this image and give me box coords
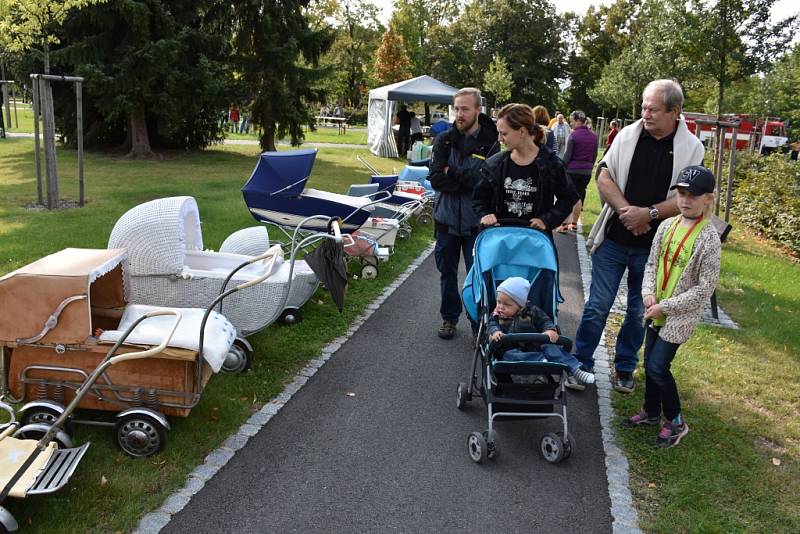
[570,79,705,393]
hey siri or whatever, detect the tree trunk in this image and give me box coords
[126,106,156,158]
[259,109,276,151]
[44,40,50,74]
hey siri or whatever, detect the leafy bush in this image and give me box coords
[731,152,800,257]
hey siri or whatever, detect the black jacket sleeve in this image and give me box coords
[427,132,461,194]
[472,162,497,220]
[487,315,503,337]
[529,305,556,333]
[539,159,579,230]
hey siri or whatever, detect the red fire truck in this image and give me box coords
[683,112,788,153]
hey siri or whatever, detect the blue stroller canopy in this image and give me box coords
[242,149,318,199]
[462,227,560,323]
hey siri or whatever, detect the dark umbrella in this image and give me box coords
[305,238,348,312]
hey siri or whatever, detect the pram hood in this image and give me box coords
[462,227,560,324]
[0,248,127,345]
[243,148,318,199]
[108,196,203,276]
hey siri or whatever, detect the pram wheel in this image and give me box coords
[467,431,488,463]
[278,307,303,325]
[558,432,575,459]
[483,430,499,460]
[115,413,168,457]
[361,264,378,279]
[540,433,566,464]
[20,403,73,435]
[397,227,410,240]
[416,212,432,225]
[221,339,252,374]
[456,382,469,409]
[13,424,74,449]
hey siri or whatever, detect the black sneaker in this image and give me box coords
[438,320,457,339]
[614,371,635,393]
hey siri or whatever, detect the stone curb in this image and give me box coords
[132,243,436,534]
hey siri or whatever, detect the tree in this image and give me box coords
[391,0,460,75]
[54,0,231,157]
[760,43,800,137]
[684,0,798,117]
[232,0,334,151]
[0,0,105,73]
[483,55,512,108]
[372,20,412,86]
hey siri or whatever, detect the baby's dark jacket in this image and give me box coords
[487,305,556,351]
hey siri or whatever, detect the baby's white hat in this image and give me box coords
[496,277,530,308]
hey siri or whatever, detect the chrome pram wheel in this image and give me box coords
[115,413,168,457]
[467,431,487,463]
[416,211,432,225]
[221,339,252,374]
[361,264,378,279]
[278,307,303,325]
[540,433,566,464]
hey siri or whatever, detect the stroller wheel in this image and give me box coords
[398,227,410,240]
[361,264,378,279]
[484,430,499,460]
[21,404,73,435]
[115,413,168,457]
[278,307,303,325]
[222,340,252,374]
[540,433,565,464]
[456,382,468,410]
[416,212,432,225]
[467,431,487,463]
[558,432,575,459]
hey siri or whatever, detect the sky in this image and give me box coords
[374,0,799,25]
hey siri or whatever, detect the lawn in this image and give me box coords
[580,172,800,532]
[0,137,426,533]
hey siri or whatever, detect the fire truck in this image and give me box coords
[682,112,788,153]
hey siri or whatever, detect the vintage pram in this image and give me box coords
[0,308,180,532]
[356,155,434,228]
[0,247,281,457]
[108,196,319,344]
[457,223,577,464]
[242,149,393,279]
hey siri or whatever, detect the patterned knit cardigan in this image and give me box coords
[642,216,722,344]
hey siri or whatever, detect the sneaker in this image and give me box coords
[656,421,689,448]
[614,371,635,393]
[564,375,586,391]
[574,368,595,385]
[438,320,457,339]
[623,410,660,427]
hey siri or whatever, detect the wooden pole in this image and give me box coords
[725,127,738,223]
[42,80,59,210]
[12,83,18,128]
[76,81,84,207]
[31,75,43,205]
[1,82,10,127]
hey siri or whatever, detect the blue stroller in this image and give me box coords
[458,224,576,464]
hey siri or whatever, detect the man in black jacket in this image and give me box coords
[428,87,499,339]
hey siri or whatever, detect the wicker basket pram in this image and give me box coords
[108,196,315,335]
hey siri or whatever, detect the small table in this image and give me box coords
[315,116,348,135]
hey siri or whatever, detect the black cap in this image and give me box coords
[670,165,716,195]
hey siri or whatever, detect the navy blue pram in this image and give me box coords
[458,224,576,464]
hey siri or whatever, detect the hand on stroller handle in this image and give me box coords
[480,217,548,231]
[489,332,573,351]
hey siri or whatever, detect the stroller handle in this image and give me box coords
[108,310,182,365]
[490,332,573,352]
[482,217,548,229]
[234,244,283,291]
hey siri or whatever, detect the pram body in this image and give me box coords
[107,196,315,337]
[0,248,241,457]
[458,225,576,464]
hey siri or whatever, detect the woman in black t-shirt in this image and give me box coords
[473,104,577,233]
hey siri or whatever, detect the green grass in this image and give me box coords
[580,173,800,532]
[0,138,422,532]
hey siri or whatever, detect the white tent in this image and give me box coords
[367,75,458,158]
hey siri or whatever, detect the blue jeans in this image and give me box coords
[574,239,649,372]
[643,325,681,420]
[434,226,476,324]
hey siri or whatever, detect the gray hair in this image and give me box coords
[570,110,586,123]
[644,79,684,112]
[454,87,482,108]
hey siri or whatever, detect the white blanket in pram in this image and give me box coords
[98,304,236,373]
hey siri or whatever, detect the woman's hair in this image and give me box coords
[532,105,551,127]
[497,103,546,145]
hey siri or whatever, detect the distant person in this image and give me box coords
[572,79,705,393]
[229,106,240,133]
[533,105,555,150]
[557,110,598,233]
[396,104,412,156]
[409,111,423,145]
[606,119,620,150]
[333,104,343,117]
[428,87,499,340]
[552,113,571,158]
[548,111,561,129]
[320,104,330,117]
[623,165,721,449]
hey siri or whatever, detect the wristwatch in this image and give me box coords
[648,205,660,220]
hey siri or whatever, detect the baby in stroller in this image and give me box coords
[488,277,594,386]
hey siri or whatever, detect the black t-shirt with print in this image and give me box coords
[499,159,540,220]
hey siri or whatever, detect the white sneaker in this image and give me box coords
[574,368,595,385]
[564,375,586,391]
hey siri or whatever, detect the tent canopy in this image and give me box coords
[368,75,458,158]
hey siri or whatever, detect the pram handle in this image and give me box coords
[490,332,573,353]
[482,217,547,229]
[234,244,283,291]
[108,310,182,365]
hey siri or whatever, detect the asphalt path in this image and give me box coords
[163,231,611,533]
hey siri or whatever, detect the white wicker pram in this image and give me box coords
[107,196,318,336]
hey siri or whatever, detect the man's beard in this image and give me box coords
[457,115,477,132]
